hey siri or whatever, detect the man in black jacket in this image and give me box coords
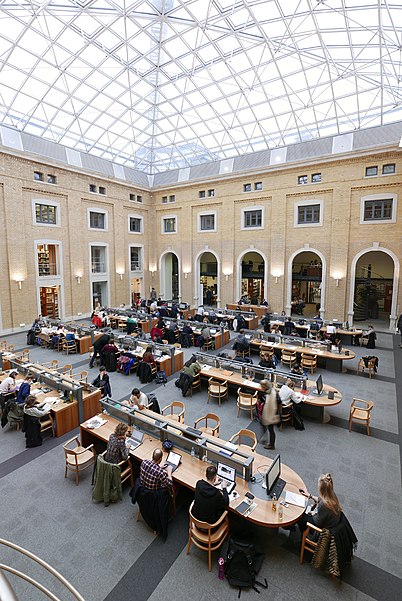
[89,333,110,368]
[192,466,229,524]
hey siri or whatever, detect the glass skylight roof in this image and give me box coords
[0,0,401,173]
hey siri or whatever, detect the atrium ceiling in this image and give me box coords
[0,0,401,173]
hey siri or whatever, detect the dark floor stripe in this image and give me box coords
[344,369,395,384]
[104,501,190,601]
[0,427,79,479]
[393,336,402,483]
[328,415,399,444]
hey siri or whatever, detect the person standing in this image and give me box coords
[397,313,402,348]
[259,380,280,450]
[89,333,110,368]
[150,287,157,301]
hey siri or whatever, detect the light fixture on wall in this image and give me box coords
[184,272,189,279]
[271,269,283,284]
[222,269,232,282]
[332,272,343,287]
[116,270,124,280]
[75,273,82,284]
[13,276,24,290]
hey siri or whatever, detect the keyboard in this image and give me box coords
[269,477,286,499]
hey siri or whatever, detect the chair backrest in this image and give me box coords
[51,360,59,369]
[282,349,296,358]
[208,378,227,391]
[230,429,257,450]
[189,500,228,533]
[162,401,185,417]
[79,371,88,383]
[63,364,72,375]
[195,412,220,431]
[351,398,374,414]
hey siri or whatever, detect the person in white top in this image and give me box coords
[124,388,148,410]
[279,379,304,415]
[0,371,18,396]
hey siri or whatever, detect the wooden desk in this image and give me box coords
[118,347,184,376]
[227,304,267,318]
[250,339,355,373]
[80,413,306,528]
[216,313,259,330]
[199,366,341,422]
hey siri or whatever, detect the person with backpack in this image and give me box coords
[259,380,280,450]
[193,465,229,524]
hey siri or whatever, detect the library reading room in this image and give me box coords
[0,2,401,601]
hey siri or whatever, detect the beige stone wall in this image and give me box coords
[0,147,400,332]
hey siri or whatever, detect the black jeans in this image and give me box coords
[264,424,276,446]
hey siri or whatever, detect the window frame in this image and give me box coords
[382,163,396,176]
[294,199,323,228]
[311,173,322,183]
[241,207,264,231]
[32,199,60,228]
[365,166,378,177]
[87,208,108,231]
[198,211,217,233]
[129,244,143,273]
[360,194,397,224]
[34,171,44,182]
[298,175,308,185]
[207,189,215,197]
[254,182,263,191]
[243,183,252,192]
[90,243,108,275]
[128,214,143,234]
[161,214,177,234]
[198,190,206,199]
[89,184,97,193]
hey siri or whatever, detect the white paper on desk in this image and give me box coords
[202,365,211,371]
[85,417,107,429]
[242,380,260,388]
[31,389,41,396]
[285,491,307,508]
[46,397,59,404]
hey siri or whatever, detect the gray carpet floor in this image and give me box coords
[0,325,401,601]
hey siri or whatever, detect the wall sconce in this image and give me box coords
[75,273,82,285]
[271,269,283,284]
[223,270,232,282]
[13,276,24,290]
[116,271,124,280]
[184,272,189,279]
[332,272,343,287]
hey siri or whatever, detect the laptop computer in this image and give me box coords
[126,430,144,450]
[215,462,236,494]
[164,451,182,472]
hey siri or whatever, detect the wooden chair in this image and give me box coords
[189,373,201,397]
[229,429,257,452]
[207,378,228,405]
[357,358,376,379]
[301,354,317,374]
[281,349,297,368]
[279,403,293,430]
[260,348,273,361]
[79,370,88,383]
[62,339,77,355]
[62,364,73,376]
[236,387,258,419]
[194,413,220,437]
[300,522,323,564]
[51,359,59,370]
[119,457,134,488]
[63,436,96,485]
[40,413,54,437]
[7,344,14,353]
[203,338,214,351]
[236,347,250,358]
[0,340,7,350]
[118,319,127,332]
[186,501,229,571]
[56,337,65,352]
[161,401,185,423]
[20,349,30,361]
[349,398,374,435]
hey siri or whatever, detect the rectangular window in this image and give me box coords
[254,182,263,191]
[363,199,393,221]
[129,193,135,201]
[382,163,395,175]
[47,174,57,184]
[244,209,262,228]
[162,196,168,204]
[37,243,58,276]
[136,195,143,203]
[34,171,44,182]
[365,166,378,177]
[298,175,308,185]
[163,217,176,233]
[243,183,252,192]
[129,217,142,233]
[89,211,105,229]
[208,189,215,197]
[35,203,57,225]
[200,214,215,231]
[298,204,321,224]
[169,195,176,203]
[311,173,321,183]
[89,184,97,193]
[91,246,106,273]
[130,247,141,271]
[199,190,206,199]
[99,186,106,195]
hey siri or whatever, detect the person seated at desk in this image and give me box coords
[142,346,156,367]
[140,448,173,491]
[193,465,229,525]
[180,323,194,348]
[92,366,112,397]
[156,317,166,330]
[104,423,130,464]
[31,318,41,334]
[298,473,342,533]
[198,324,211,349]
[283,317,295,336]
[16,375,34,404]
[126,316,137,335]
[0,371,18,400]
[361,325,376,349]
[101,338,120,371]
[279,379,304,416]
[261,312,271,333]
[125,388,149,410]
[166,319,178,344]
[232,329,249,353]
[23,395,51,448]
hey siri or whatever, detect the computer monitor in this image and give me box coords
[315,374,323,395]
[265,454,281,495]
[179,303,187,310]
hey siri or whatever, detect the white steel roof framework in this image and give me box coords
[0,0,401,173]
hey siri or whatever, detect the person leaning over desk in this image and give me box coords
[123,388,148,410]
[23,395,51,448]
[140,448,173,491]
[193,465,229,525]
[104,422,129,464]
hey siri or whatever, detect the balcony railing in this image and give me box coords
[91,261,106,273]
[38,262,58,276]
[130,261,142,272]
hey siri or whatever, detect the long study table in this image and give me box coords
[80,412,307,528]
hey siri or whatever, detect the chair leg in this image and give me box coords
[75,470,79,486]
[299,532,307,564]
[208,548,212,572]
[186,534,192,555]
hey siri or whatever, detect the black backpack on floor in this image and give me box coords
[155,370,167,385]
[224,538,267,597]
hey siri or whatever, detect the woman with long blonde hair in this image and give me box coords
[298,473,342,532]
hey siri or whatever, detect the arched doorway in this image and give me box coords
[290,251,323,317]
[160,252,180,300]
[237,251,266,304]
[352,251,395,324]
[197,251,219,306]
